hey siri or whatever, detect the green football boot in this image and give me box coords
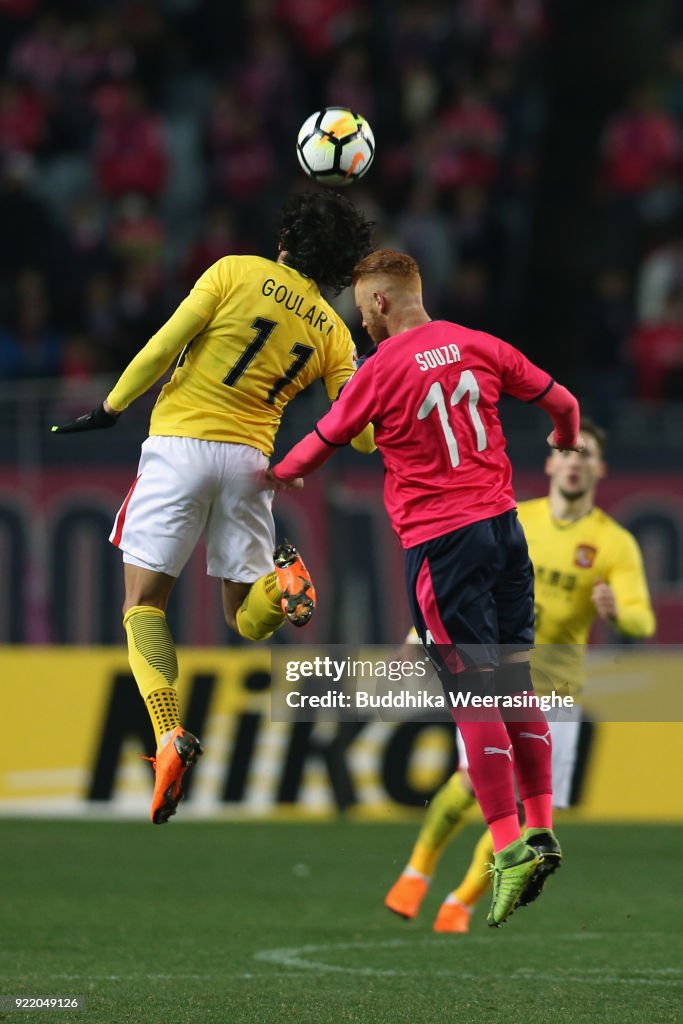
[486,839,540,928]
[518,827,562,907]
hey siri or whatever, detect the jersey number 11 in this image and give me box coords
[223,317,314,405]
[417,370,488,467]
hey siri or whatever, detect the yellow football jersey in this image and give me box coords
[519,497,655,695]
[146,255,358,456]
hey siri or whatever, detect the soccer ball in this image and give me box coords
[296,107,375,187]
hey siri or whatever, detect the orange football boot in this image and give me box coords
[273,542,316,626]
[145,726,203,824]
[384,875,429,920]
[433,900,472,934]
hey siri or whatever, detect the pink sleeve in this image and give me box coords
[272,430,337,480]
[315,359,379,444]
[273,360,379,480]
[496,339,579,447]
[536,382,580,449]
[498,339,554,402]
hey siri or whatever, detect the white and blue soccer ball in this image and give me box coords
[296,107,375,187]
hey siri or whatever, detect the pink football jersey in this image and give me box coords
[315,321,553,547]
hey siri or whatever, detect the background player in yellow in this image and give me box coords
[385,418,655,929]
[52,190,374,824]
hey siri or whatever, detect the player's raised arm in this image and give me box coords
[538,384,582,451]
[498,339,580,450]
[51,291,216,433]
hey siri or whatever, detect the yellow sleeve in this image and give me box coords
[607,530,656,638]
[106,297,215,413]
[350,423,376,453]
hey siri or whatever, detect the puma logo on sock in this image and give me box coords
[484,744,513,761]
[519,730,551,746]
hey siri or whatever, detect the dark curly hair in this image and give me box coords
[277,190,374,295]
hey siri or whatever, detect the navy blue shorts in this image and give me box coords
[404,509,534,670]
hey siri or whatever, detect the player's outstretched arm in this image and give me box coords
[271,428,339,483]
[51,299,212,433]
[327,354,377,455]
[263,468,304,491]
[273,364,378,482]
[106,301,211,413]
[499,340,580,448]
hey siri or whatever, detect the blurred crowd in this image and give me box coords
[582,19,683,412]
[0,0,682,409]
[0,0,548,383]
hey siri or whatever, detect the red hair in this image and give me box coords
[351,249,420,285]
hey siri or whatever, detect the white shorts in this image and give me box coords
[455,705,584,809]
[110,436,275,581]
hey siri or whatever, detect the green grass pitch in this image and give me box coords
[2,821,682,1024]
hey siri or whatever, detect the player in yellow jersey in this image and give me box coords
[385,418,655,927]
[52,190,375,824]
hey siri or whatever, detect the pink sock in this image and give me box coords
[506,713,553,801]
[456,717,519,829]
[522,792,553,830]
[489,813,522,852]
[494,664,553,805]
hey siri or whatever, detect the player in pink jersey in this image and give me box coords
[269,250,582,926]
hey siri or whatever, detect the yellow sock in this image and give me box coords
[145,687,180,747]
[407,773,475,878]
[124,605,180,746]
[452,827,495,908]
[235,572,285,640]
